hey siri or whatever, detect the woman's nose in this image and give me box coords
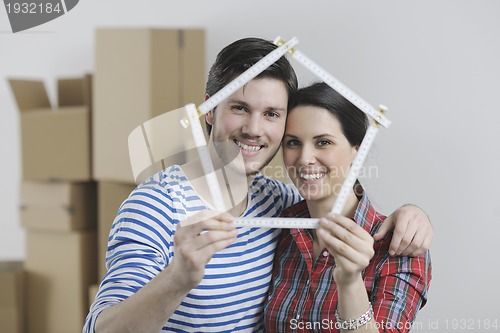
[298,144,316,165]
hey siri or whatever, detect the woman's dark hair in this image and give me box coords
[288,82,368,147]
[205,37,298,134]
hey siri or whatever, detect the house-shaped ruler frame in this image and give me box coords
[128,36,392,229]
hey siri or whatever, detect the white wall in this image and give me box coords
[1,0,499,330]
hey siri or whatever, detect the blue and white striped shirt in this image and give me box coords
[84,165,300,333]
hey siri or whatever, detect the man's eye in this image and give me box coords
[231,105,246,112]
[265,111,280,118]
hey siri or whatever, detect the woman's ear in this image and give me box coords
[351,145,360,161]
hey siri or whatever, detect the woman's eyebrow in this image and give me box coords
[313,133,337,140]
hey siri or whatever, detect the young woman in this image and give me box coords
[264,82,431,332]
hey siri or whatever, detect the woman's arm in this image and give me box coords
[318,215,380,332]
[318,214,431,333]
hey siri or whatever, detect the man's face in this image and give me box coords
[206,77,288,176]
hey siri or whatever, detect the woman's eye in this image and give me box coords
[285,139,300,147]
[317,140,332,147]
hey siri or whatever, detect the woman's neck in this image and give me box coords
[308,190,359,260]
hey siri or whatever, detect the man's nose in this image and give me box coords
[242,114,265,137]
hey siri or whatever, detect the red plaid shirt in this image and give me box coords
[264,190,431,333]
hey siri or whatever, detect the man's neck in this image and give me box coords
[182,158,251,216]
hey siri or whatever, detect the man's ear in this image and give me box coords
[204,94,214,125]
[205,94,214,126]
[206,110,214,126]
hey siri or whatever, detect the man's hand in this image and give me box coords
[373,204,433,257]
[94,210,238,333]
[172,210,238,291]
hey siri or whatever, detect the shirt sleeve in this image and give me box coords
[370,251,432,333]
[83,187,175,333]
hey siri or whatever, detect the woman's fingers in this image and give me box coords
[317,215,374,269]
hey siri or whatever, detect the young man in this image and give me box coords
[84,38,433,333]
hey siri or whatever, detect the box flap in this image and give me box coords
[8,79,51,112]
[58,77,85,107]
[57,74,92,108]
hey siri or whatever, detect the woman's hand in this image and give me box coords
[317,214,374,286]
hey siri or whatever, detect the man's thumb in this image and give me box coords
[373,216,393,240]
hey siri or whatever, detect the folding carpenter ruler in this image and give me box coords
[181,36,391,229]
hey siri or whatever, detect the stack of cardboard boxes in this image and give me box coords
[4,26,290,331]
[7,28,206,331]
[8,75,97,333]
[92,28,206,283]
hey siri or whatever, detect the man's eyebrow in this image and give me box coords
[226,99,286,112]
[226,98,248,106]
[267,106,287,112]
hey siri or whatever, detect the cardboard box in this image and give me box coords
[93,28,205,183]
[97,182,136,280]
[9,75,92,181]
[20,181,97,231]
[0,261,25,333]
[25,230,97,333]
[128,105,200,184]
[88,284,99,307]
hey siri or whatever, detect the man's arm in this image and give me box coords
[373,204,433,256]
[92,211,237,333]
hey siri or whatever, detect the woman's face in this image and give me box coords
[283,105,358,202]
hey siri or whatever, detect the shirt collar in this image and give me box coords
[282,182,379,235]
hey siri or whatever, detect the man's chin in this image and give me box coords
[245,169,261,177]
[244,159,272,177]
[234,149,279,178]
